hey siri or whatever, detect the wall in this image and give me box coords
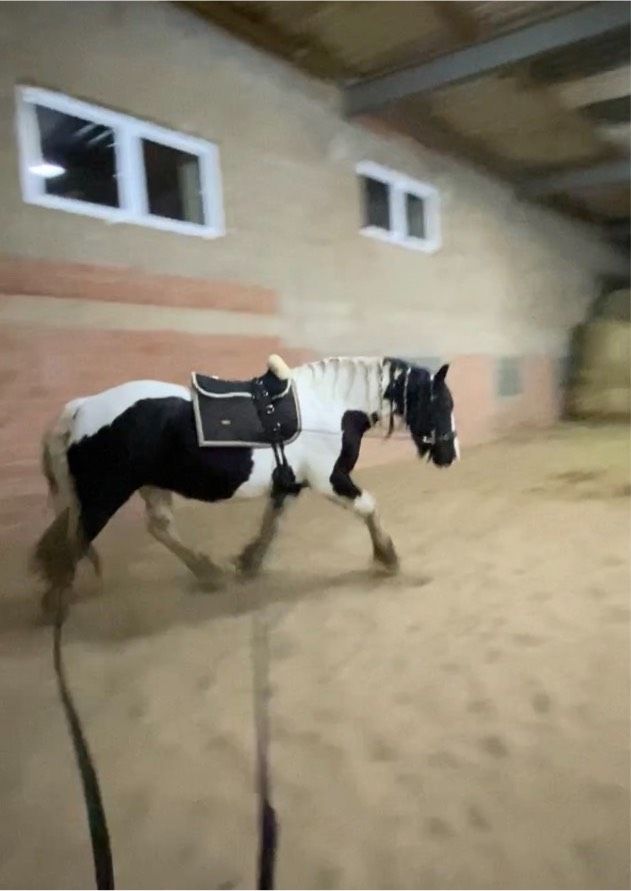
[0,2,624,537]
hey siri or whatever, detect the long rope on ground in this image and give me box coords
[53,603,115,890]
[49,418,404,891]
[251,604,278,890]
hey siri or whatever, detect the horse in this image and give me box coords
[32,354,458,615]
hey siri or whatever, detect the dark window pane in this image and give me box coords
[361,176,390,231]
[496,357,522,398]
[405,192,426,239]
[142,140,204,224]
[34,105,119,207]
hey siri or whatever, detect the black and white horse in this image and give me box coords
[32,355,458,614]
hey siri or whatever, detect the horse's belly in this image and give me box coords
[233,448,282,498]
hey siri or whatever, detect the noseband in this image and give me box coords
[421,431,457,445]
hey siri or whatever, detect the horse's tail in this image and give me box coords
[41,426,59,504]
[31,403,85,589]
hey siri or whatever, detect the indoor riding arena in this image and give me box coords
[0,4,629,891]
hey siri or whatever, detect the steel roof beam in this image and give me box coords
[345,2,631,116]
[522,159,630,196]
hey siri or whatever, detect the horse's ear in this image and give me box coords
[435,363,449,383]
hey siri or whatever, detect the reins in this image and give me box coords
[251,606,278,890]
[53,598,115,890]
[249,374,306,888]
[53,580,277,891]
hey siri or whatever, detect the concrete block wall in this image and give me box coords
[0,2,623,538]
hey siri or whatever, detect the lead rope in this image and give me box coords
[248,375,303,890]
[53,596,115,890]
[251,606,278,890]
[54,578,270,891]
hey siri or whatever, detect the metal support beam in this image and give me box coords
[522,159,630,196]
[345,2,631,116]
[606,219,631,239]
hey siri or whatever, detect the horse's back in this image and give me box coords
[67,380,190,444]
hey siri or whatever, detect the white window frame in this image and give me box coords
[15,86,225,239]
[356,160,441,254]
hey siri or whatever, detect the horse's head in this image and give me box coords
[386,360,459,468]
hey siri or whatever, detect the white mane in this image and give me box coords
[290,356,386,416]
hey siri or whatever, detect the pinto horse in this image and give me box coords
[32,355,458,614]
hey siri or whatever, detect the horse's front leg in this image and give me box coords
[236,494,289,577]
[315,472,399,572]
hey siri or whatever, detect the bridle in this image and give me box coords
[383,361,456,456]
[384,361,410,438]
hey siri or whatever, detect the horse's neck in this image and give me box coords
[294,357,386,418]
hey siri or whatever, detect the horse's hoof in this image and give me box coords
[235,558,261,579]
[374,558,400,575]
[196,576,222,593]
[234,548,263,578]
[373,541,400,574]
[190,554,223,586]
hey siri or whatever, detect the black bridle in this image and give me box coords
[385,361,456,460]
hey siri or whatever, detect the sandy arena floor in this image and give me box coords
[0,425,629,890]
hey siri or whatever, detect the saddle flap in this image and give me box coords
[191,371,300,448]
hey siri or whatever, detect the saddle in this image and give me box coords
[191,354,301,448]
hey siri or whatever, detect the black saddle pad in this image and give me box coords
[191,370,301,448]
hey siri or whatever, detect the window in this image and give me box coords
[16,86,224,238]
[357,161,440,253]
[496,357,522,398]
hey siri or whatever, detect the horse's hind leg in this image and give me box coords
[235,495,288,577]
[140,487,222,585]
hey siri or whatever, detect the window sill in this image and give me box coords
[24,193,225,240]
[359,226,440,254]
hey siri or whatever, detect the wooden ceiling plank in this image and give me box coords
[180,1,351,79]
[428,1,481,45]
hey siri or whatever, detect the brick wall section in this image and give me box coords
[0,255,277,314]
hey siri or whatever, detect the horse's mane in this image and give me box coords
[290,356,386,410]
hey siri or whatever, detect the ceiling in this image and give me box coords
[184,1,630,254]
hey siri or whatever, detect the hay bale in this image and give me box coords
[580,321,630,381]
[568,318,630,420]
[592,288,631,323]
